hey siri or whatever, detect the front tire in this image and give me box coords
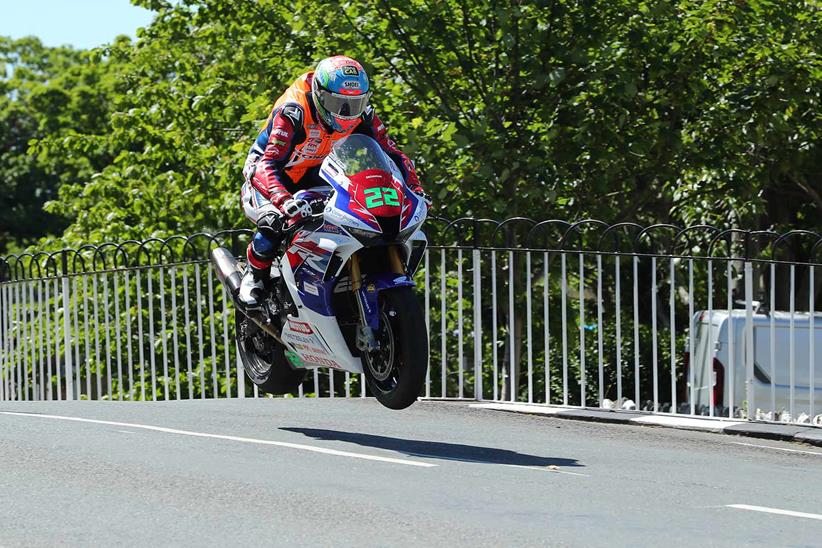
[362,287,428,409]
[235,310,306,395]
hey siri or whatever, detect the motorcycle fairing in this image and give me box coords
[320,163,382,233]
[280,317,346,370]
[280,250,364,373]
[276,135,426,374]
[287,229,362,317]
[401,229,428,276]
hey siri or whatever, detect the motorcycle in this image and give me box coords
[210,134,429,409]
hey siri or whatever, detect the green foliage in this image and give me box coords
[2,0,819,405]
[0,36,119,252]
[0,0,817,255]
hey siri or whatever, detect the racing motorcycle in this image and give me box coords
[210,134,429,409]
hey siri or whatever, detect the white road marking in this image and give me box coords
[508,464,590,477]
[730,441,822,456]
[726,504,822,521]
[0,411,436,468]
[117,430,136,435]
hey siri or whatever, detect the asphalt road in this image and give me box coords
[1,398,821,547]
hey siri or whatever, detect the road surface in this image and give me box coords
[1,399,821,546]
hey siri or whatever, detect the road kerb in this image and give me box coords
[468,402,822,447]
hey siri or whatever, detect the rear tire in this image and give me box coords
[235,310,306,395]
[362,287,428,410]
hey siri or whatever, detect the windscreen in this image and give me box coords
[329,134,394,176]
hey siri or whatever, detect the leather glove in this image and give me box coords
[411,186,432,207]
[256,204,284,238]
[281,198,312,219]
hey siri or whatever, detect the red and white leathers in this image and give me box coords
[242,72,421,225]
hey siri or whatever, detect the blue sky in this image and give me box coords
[0,0,156,49]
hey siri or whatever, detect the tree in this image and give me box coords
[0,36,123,253]
[9,0,820,253]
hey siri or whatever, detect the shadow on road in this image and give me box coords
[280,427,583,468]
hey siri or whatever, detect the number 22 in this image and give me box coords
[364,187,400,208]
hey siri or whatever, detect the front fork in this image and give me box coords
[350,246,406,353]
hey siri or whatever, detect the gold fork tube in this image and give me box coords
[349,252,362,292]
[387,245,405,275]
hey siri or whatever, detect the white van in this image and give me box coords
[689,309,822,420]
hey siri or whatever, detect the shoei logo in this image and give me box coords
[342,81,360,89]
[288,320,314,335]
[342,66,359,76]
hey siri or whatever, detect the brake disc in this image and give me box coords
[365,311,396,382]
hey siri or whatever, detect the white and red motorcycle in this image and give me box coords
[211,134,429,409]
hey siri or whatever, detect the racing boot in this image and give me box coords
[237,265,268,310]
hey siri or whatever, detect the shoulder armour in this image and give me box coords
[280,102,305,128]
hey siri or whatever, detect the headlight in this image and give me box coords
[344,225,381,243]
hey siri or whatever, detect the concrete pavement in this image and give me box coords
[1,399,821,547]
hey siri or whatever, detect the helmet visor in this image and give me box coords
[316,89,371,120]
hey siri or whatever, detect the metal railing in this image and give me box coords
[1,219,820,427]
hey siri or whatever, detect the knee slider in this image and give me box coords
[251,230,278,260]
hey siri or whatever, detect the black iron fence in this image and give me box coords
[1,218,820,426]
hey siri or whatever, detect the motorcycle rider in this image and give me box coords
[239,55,428,309]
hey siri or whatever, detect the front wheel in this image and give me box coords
[362,287,429,410]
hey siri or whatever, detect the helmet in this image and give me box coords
[311,56,371,133]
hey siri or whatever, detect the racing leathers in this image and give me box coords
[238,72,423,307]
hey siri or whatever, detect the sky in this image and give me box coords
[0,0,156,50]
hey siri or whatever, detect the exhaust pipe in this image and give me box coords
[210,247,243,296]
[211,246,287,345]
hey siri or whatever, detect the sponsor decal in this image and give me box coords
[288,320,314,335]
[308,129,321,139]
[285,350,305,368]
[342,66,359,76]
[273,127,290,138]
[342,80,361,89]
[286,333,317,345]
[303,282,319,296]
[302,354,342,369]
[302,138,322,154]
[293,150,326,162]
[273,139,287,147]
[320,223,342,234]
[293,343,327,354]
[367,283,376,293]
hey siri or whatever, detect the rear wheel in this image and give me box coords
[362,287,428,409]
[235,310,306,395]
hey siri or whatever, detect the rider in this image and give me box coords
[238,55,429,309]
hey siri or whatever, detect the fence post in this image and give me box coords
[0,284,6,401]
[744,260,754,420]
[61,252,75,401]
[472,223,482,400]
